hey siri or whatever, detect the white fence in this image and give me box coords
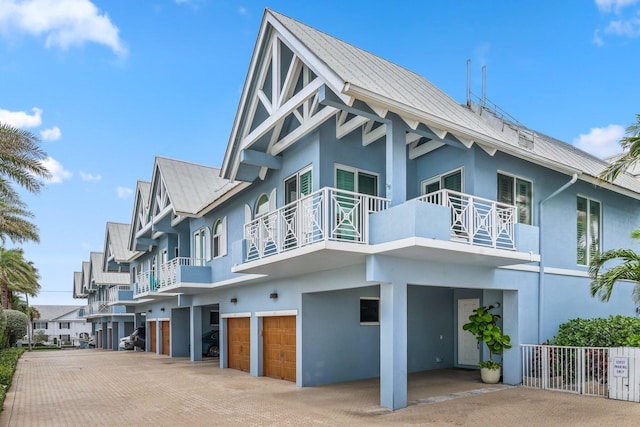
[244,187,389,261]
[417,189,516,250]
[609,347,640,402]
[521,344,608,397]
[135,257,205,294]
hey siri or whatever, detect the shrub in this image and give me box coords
[0,348,24,410]
[4,311,28,348]
[550,315,640,347]
[0,307,6,349]
[32,330,48,344]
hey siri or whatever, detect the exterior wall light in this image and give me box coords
[148,309,152,313]
[269,292,278,300]
[160,307,165,312]
[230,297,238,304]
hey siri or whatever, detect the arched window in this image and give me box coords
[255,193,270,217]
[193,226,211,265]
[213,217,227,258]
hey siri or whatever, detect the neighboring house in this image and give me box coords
[72,9,640,410]
[31,305,92,344]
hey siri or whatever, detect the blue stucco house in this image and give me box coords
[74,9,640,410]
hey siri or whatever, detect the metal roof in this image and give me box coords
[155,156,241,215]
[32,305,84,321]
[89,252,129,286]
[105,222,136,263]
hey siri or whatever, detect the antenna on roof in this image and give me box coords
[482,65,487,107]
[466,59,471,106]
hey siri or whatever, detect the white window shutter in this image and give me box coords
[269,187,277,212]
[205,227,212,261]
[245,204,252,223]
[221,216,227,257]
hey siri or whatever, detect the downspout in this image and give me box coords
[538,173,579,344]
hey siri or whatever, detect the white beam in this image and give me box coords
[426,125,448,140]
[363,123,387,146]
[400,115,420,130]
[336,115,369,139]
[270,106,337,155]
[405,133,421,145]
[408,140,445,159]
[476,143,497,156]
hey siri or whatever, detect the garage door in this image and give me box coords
[161,321,170,356]
[263,316,296,382]
[149,321,157,353]
[97,330,102,348]
[228,317,250,372]
[108,329,112,350]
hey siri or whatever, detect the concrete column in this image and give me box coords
[502,290,520,384]
[386,116,407,206]
[380,281,408,410]
[250,315,260,377]
[190,306,203,362]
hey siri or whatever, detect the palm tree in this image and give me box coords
[0,122,50,244]
[0,247,40,310]
[0,123,50,194]
[589,228,640,304]
[600,114,640,182]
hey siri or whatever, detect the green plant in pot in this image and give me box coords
[462,305,512,383]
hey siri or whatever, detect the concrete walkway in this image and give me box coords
[2,349,640,426]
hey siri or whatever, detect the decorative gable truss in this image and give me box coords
[129,184,155,253]
[230,31,339,181]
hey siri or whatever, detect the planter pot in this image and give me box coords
[480,367,501,384]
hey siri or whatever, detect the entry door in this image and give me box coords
[263,316,296,382]
[228,318,250,372]
[149,321,157,353]
[458,298,479,366]
[161,321,170,356]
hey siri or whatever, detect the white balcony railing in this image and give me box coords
[107,285,131,303]
[417,189,516,250]
[244,187,390,262]
[89,300,111,315]
[135,257,205,294]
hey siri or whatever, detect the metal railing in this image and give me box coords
[521,344,608,397]
[417,189,516,250]
[244,187,390,262]
[88,300,112,315]
[107,285,131,303]
[135,257,205,294]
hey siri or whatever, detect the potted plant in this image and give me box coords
[462,305,512,384]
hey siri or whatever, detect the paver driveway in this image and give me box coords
[2,349,640,426]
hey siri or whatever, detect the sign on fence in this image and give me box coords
[609,347,640,402]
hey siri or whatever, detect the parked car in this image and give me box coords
[130,327,145,349]
[119,336,134,350]
[202,330,219,357]
[88,337,95,348]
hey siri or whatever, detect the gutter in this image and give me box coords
[538,173,579,343]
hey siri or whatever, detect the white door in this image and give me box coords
[458,298,480,366]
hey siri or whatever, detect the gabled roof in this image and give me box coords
[104,222,136,266]
[32,305,84,321]
[151,156,241,217]
[73,271,85,299]
[222,9,640,198]
[81,261,91,293]
[89,252,129,286]
[128,180,151,253]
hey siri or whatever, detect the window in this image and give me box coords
[285,166,313,204]
[59,322,70,329]
[497,173,532,225]
[210,311,219,326]
[421,168,463,195]
[335,165,378,196]
[360,298,380,324]
[213,217,227,258]
[34,322,47,330]
[255,194,270,217]
[577,196,601,266]
[193,227,210,265]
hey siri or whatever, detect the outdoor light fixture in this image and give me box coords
[230,297,238,304]
[269,292,278,300]
[148,309,152,313]
[160,307,165,312]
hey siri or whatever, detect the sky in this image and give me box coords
[0,0,639,306]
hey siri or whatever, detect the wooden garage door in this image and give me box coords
[149,321,156,353]
[228,317,250,372]
[263,316,296,382]
[161,321,170,356]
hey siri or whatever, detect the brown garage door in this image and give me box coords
[149,321,156,353]
[161,321,170,356]
[263,316,296,382]
[228,317,250,372]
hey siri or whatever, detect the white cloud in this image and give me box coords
[595,0,638,13]
[605,16,640,37]
[473,42,491,67]
[116,186,133,199]
[40,126,61,141]
[0,0,127,56]
[0,107,42,128]
[573,124,626,159]
[79,171,101,182]
[239,7,247,15]
[41,157,72,184]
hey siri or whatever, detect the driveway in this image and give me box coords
[2,350,640,426]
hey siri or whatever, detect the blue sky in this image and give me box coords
[1,0,638,305]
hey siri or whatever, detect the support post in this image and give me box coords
[380,281,408,410]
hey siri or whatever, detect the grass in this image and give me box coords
[0,348,25,411]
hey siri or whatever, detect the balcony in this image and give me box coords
[134,257,211,297]
[416,189,516,250]
[107,285,133,306]
[245,187,389,260]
